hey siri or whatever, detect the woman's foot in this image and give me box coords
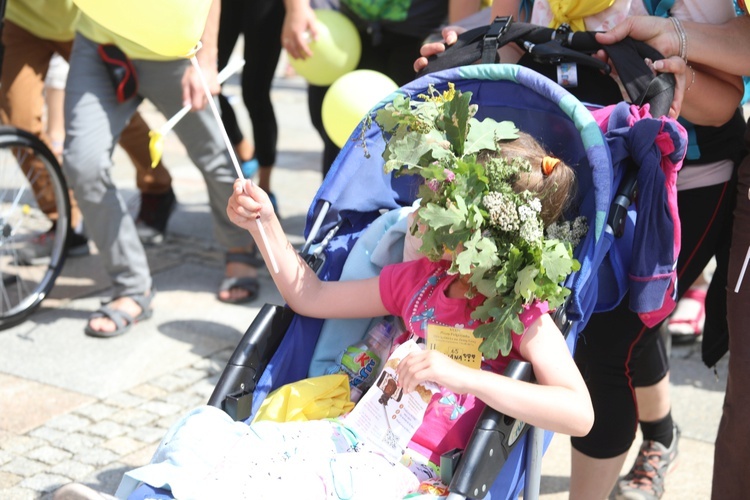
[218,248,261,303]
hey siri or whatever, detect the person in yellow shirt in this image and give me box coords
[0,0,176,259]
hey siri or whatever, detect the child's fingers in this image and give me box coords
[396,352,433,392]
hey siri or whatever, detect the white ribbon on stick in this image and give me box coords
[188,55,280,274]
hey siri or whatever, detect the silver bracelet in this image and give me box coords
[686,64,696,92]
[669,16,688,62]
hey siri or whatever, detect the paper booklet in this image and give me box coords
[343,340,439,463]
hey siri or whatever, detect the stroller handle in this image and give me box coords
[419,17,676,118]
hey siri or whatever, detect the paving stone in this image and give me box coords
[0,449,13,466]
[3,486,38,500]
[106,392,147,410]
[108,408,158,427]
[128,384,167,401]
[138,400,181,418]
[85,421,129,440]
[0,471,22,489]
[26,445,73,466]
[120,443,159,468]
[4,457,47,477]
[56,433,105,455]
[173,366,209,385]
[163,390,204,409]
[191,357,226,375]
[0,374,94,435]
[189,378,219,400]
[29,426,69,444]
[49,461,96,482]
[100,436,144,456]
[127,425,167,444]
[20,473,69,493]
[74,448,120,467]
[74,403,119,422]
[46,413,92,433]
[152,415,181,431]
[1,434,46,454]
[149,373,190,392]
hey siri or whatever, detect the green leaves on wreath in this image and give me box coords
[472,295,525,358]
[441,91,473,157]
[464,119,519,156]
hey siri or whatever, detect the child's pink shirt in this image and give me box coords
[379,258,550,463]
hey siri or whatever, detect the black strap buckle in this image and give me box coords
[551,23,574,46]
[482,16,513,64]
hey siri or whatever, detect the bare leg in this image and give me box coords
[634,373,671,422]
[570,447,628,500]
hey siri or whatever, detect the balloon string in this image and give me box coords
[189,56,280,274]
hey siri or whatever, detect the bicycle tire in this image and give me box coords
[0,126,71,330]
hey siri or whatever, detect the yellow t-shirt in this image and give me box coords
[76,13,175,61]
[5,0,79,41]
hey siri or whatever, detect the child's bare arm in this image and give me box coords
[227,179,389,319]
[396,314,594,437]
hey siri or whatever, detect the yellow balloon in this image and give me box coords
[288,10,361,86]
[322,70,398,149]
[73,0,212,57]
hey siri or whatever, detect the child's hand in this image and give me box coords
[396,349,473,394]
[226,179,274,232]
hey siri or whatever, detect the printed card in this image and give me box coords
[343,340,439,463]
[426,324,482,369]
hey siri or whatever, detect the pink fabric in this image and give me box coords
[592,104,683,265]
[591,104,685,326]
[379,258,550,463]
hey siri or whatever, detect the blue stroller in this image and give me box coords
[123,51,684,499]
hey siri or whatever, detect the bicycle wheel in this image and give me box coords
[0,126,70,330]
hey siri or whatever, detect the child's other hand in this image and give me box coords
[226,179,273,232]
[396,349,472,394]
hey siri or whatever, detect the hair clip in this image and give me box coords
[542,156,561,176]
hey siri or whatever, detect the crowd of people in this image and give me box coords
[4,0,748,499]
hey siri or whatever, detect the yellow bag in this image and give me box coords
[73,0,212,57]
[252,374,355,424]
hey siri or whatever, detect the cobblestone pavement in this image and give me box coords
[0,326,230,499]
[1,65,727,500]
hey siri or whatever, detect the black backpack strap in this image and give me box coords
[603,37,676,117]
[418,17,676,118]
[418,17,545,74]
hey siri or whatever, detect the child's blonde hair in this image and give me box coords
[481,132,577,227]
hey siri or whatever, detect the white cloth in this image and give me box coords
[116,405,419,500]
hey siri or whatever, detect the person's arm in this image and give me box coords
[677,63,743,126]
[490,0,527,21]
[227,178,390,319]
[597,15,746,125]
[681,16,750,75]
[449,0,482,24]
[181,0,221,110]
[599,15,750,75]
[282,0,319,60]
[396,313,595,437]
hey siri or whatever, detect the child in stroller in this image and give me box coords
[217,87,594,498]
